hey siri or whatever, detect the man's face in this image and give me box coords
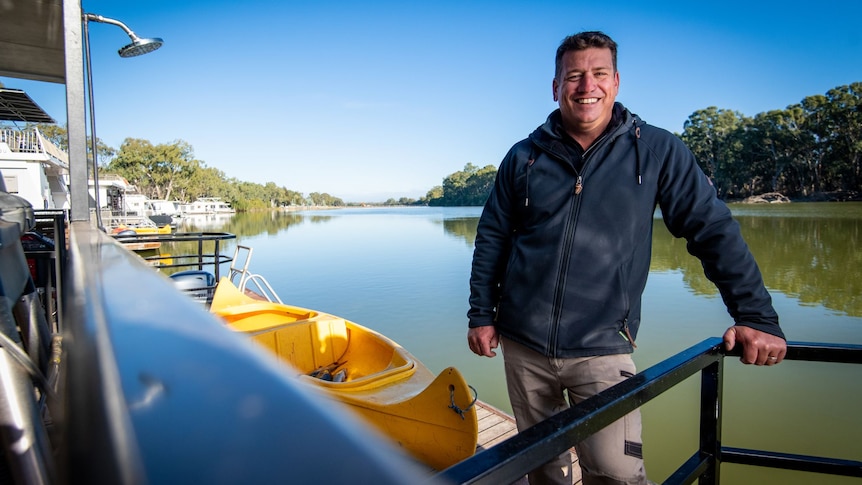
[553,47,620,142]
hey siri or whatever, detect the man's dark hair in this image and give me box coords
[555,31,618,78]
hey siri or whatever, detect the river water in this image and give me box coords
[177,203,861,484]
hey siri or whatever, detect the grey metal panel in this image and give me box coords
[0,0,66,84]
[62,0,90,223]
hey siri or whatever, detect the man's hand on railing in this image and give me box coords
[723,326,787,366]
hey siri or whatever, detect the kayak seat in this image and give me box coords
[243,316,416,390]
[217,302,318,331]
[211,277,319,329]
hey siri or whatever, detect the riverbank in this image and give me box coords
[239,191,862,214]
[279,205,340,212]
[737,190,861,204]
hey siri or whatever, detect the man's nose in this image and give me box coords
[577,75,595,92]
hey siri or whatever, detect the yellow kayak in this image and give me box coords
[209,278,478,470]
[112,223,172,235]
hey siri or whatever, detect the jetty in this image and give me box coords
[475,401,581,484]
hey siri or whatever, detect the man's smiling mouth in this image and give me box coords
[576,98,599,104]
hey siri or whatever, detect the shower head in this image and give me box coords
[118,36,164,58]
[84,13,164,58]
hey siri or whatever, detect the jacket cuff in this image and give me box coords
[734,322,786,340]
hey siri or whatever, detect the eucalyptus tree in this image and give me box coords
[680,107,747,198]
[462,164,497,205]
[306,192,344,207]
[182,165,228,202]
[108,138,202,201]
[436,163,497,206]
[799,93,833,194]
[441,163,479,205]
[28,122,114,175]
[819,83,862,191]
[422,185,444,206]
[743,107,810,196]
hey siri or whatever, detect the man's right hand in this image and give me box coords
[468,325,500,357]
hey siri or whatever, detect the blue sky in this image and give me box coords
[4,0,861,202]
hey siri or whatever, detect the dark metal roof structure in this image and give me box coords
[0,88,55,123]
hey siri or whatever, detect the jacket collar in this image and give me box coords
[530,102,633,160]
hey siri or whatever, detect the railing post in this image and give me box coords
[698,357,723,484]
[197,237,204,271]
[214,239,221,280]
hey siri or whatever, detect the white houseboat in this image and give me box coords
[88,174,170,231]
[180,196,236,214]
[0,90,71,211]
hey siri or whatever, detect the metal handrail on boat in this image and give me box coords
[227,245,283,303]
[438,339,862,484]
[113,231,237,275]
[27,209,68,332]
[113,231,236,303]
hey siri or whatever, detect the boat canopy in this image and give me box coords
[0,89,55,123]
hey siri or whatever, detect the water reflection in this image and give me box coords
[180,210,307,236]
[441,217,479,248]
[176,203,862,319]
[655,203,862,317]
[440,203,862,318]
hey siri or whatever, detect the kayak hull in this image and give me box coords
[210,278,478,469]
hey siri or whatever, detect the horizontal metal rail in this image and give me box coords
[112,231,236,279]
[721,447,862,477]
[438,339,862,484]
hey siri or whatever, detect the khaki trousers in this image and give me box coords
[502,337,648,485]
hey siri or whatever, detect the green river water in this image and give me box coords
[171,202,861,484]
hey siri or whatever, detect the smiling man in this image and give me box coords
[553,41,619,149]
[467,31,786,485]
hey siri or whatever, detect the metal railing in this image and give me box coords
[0,128,69,166]
[112,231,236,277]
[112,230,236,305]
[438,339,862,484]
[25,209,68,332]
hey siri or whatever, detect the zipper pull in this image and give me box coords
[574,175,583,195]
[619,319,638,348]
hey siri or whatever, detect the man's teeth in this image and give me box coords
[576,98,599,104]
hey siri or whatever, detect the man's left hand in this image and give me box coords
[723,326,787,366]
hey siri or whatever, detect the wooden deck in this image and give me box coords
[474,401,581,484]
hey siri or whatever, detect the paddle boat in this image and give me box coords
[110,222,172,235]
[209,277,479,470]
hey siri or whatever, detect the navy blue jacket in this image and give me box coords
[468,104,783,358]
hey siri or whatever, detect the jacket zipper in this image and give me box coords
[572,134,603,195]
[548,179,580,356]
[619,318,638,348]
[547,130,615,356]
